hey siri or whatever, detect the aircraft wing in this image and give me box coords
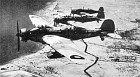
[29,2,58,27]
[42,35,96,64]
[29,15,54,28]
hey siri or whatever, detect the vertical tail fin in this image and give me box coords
[98,7,104,12]
[100,19,115,33]
[97,7,105,19]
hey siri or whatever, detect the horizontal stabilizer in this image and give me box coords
[107,33,122,39]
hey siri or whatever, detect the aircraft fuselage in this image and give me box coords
[18,26,103,44]
[71,9,98,15]
[54,16,100,26]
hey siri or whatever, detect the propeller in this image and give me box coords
[16,21,20,51]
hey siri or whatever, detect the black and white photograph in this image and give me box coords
[0,0,140,77]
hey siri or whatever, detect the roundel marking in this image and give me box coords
[70,55,85,59]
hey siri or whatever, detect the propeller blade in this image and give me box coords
[17,21,20,51]
[17,21,19,33]
[17,34,20,51]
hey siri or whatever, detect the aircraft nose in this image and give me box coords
[16,33,21,37]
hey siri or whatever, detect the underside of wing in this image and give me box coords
[42,35,96,64]
[29,15,54,28]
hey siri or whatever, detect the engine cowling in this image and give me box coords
[20,28,27,33]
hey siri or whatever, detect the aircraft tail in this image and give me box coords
[100,19,115,33]
[99,19,122,41]
[99,19,115,41]
[98,7,104,12]
[97,7,105,19]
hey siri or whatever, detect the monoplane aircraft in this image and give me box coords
[16,15,121,77]
[16,17,121,62]
[70,7,104,16]
[54,10,105,26]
